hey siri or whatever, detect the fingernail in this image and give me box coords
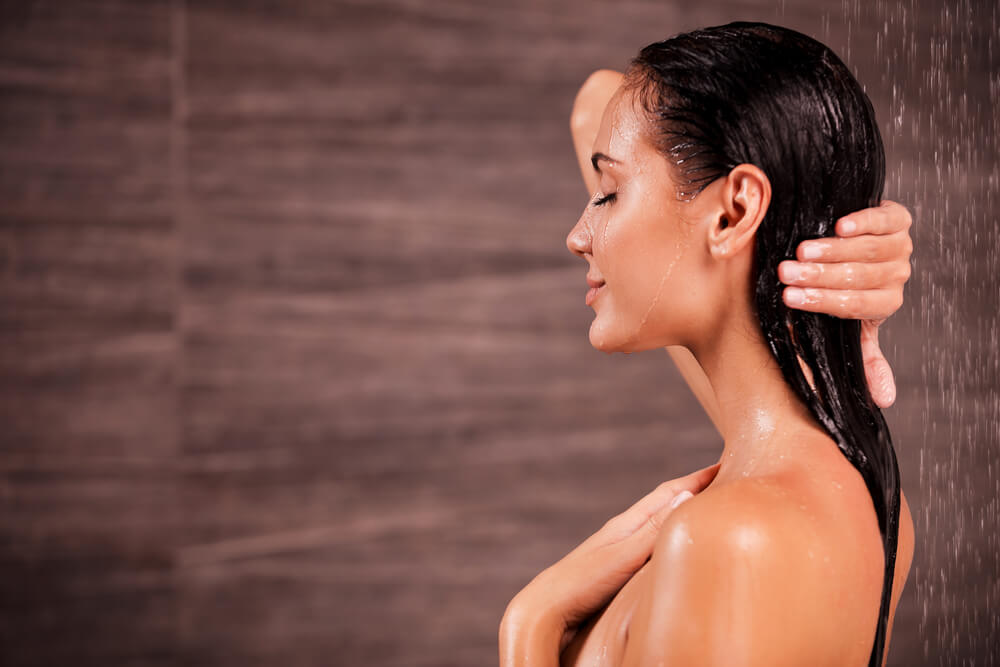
[784,287,805,306]
[802,244,823,260]
[840,219,857,235]
[669,490,694,510]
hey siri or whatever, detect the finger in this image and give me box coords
[553,466,717,625]
[835,200,912,237]
[782,287,903,320]
[797,230,912,264]
[861,322,897,408]
[616,462,718,525]
[779,260,911,290]
[602,488,700,572]
[671,461,722,494]
[598,463,720,542]
[629,490,695,545]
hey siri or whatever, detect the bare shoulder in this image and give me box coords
[657,476,872,595]
[622,474,885,667]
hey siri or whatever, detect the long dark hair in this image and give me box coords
[628,22,900,666]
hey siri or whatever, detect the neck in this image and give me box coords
[688,304,828,485]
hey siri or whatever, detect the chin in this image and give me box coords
[588,321,640,354]
[589,318,674,354]
[588,320,617,353]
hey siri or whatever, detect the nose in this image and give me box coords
[566,214,592,258]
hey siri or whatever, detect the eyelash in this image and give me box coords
[592,192,616,207]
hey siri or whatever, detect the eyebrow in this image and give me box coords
[590,152,617,173]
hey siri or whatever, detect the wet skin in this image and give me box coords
[567,85,915,666]
[568,70,913,417]
[499,76,915,667]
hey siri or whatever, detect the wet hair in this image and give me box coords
[627,22,899,666]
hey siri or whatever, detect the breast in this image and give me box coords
[560,562,651,667]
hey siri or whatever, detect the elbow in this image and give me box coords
[571,69,625,127]
[569,105,597,135]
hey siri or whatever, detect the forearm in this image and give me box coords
[499,604,563,667]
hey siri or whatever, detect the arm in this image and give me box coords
[499,465,719,666]
[570,69,623,196]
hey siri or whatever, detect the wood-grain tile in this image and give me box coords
[0,2,177,666]
[1,1,997,665]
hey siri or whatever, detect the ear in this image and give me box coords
[707,164,771,260]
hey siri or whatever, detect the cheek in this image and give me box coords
[602,208,686,306]
[594,206,700,348]
[594,204,651,279]
[634,237,700,337]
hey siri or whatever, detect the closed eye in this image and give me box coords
[592,192,616,207]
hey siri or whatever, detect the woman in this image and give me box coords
[500,23,914,666]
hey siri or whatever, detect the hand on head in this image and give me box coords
[779,200,913,407]
[568,69,913,409]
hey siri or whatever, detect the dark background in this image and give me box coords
[1,1,997,665]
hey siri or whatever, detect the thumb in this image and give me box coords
[861,321,896,408]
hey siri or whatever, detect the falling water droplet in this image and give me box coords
[843,0,999,663]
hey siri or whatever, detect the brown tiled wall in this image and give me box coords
[1,1,996,665]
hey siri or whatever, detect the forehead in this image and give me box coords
[594,86,657,165]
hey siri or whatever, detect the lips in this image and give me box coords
[585,274,606,306]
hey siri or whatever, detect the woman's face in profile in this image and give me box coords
[567,87,708,354]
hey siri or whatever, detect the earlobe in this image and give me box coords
[710,219,731,259]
